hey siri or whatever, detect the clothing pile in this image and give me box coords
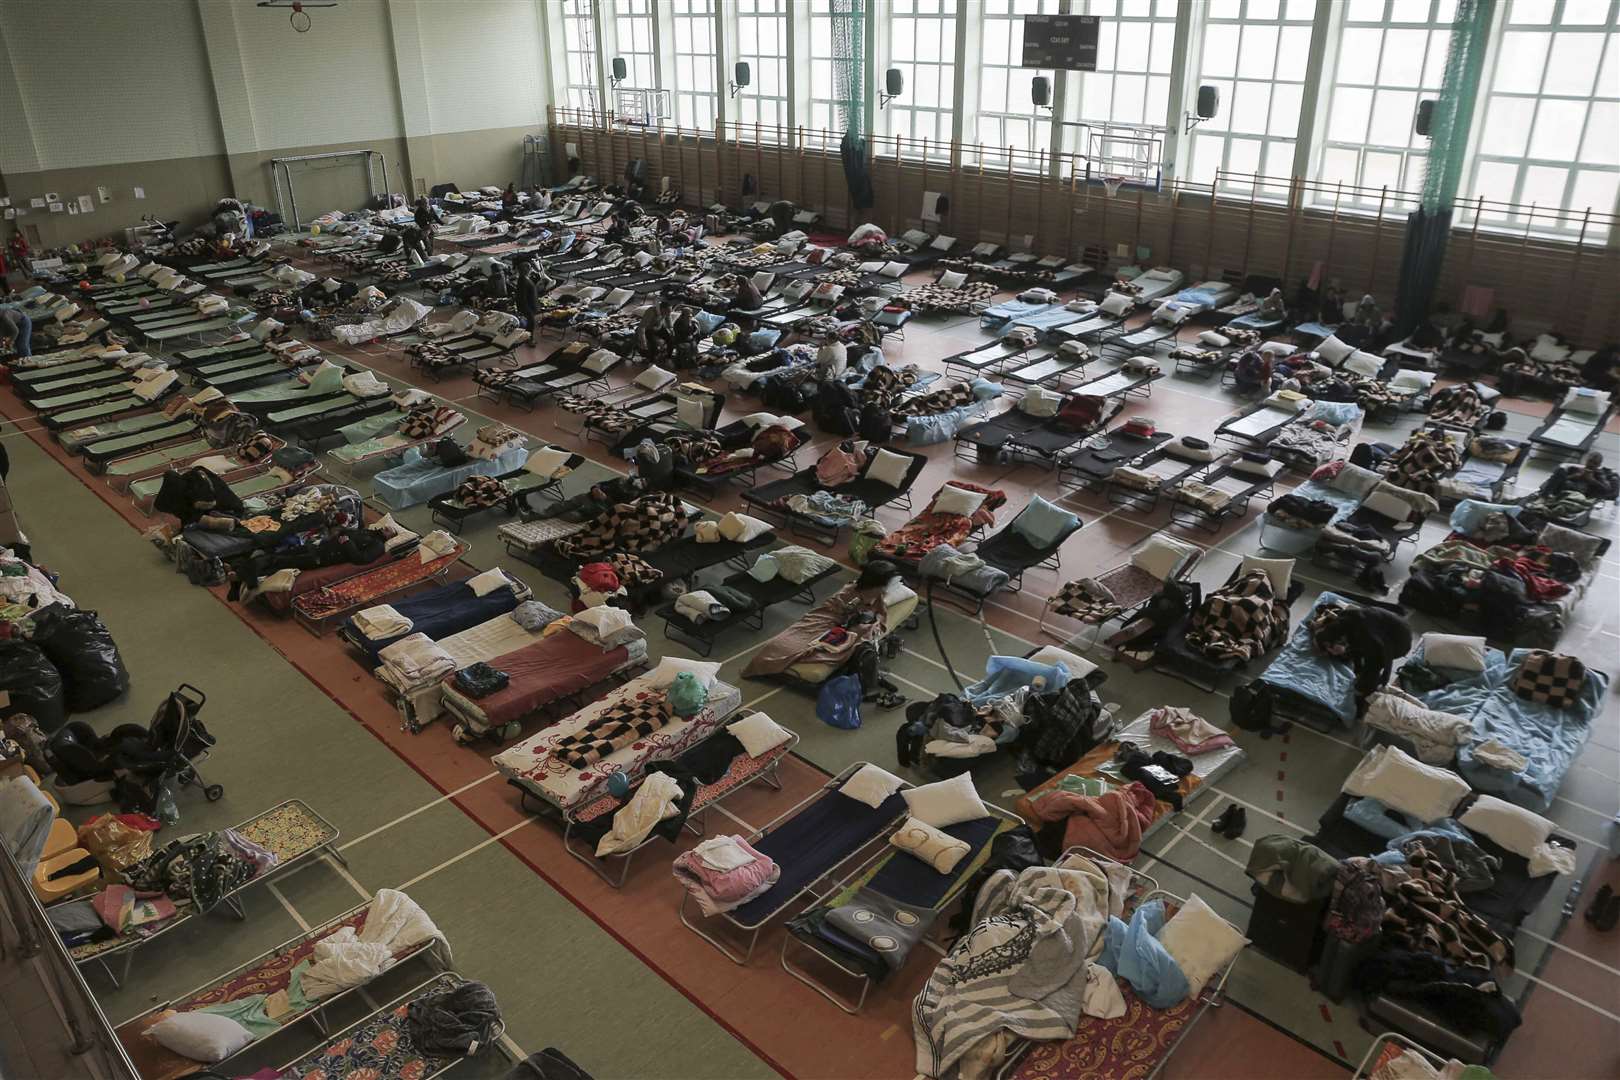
[672,834,780,915]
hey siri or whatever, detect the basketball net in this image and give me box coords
[1102,175,1126,198]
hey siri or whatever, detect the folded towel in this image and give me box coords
[352,604,412,640]
[378,633,456,683]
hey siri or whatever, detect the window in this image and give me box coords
[1316,0,1454,211]
[809,0,865,134]
[1463,0,1620,238]
[559,0,600,114]
[882,0,957,158]
[671,0,719,131]
[733,0,790,140]
[609,0,656,91]
[1186,0,1317,198]
[976,0,1059,171]
[1067,0,1177,127]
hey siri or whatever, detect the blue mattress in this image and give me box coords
[344,580,525,665]
[1418,646,1604,812]
[1227,312,1284,334]
[979,299,1051,327]
[1009,308,1085,335]
[372,443,529,510]
[1257,591,1360,727]
[964,655,1073,706]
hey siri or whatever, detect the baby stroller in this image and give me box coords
[46,685,222,816]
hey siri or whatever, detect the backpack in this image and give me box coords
[858,404,892,443]
[816,674,863,730]
[762,378,807,414]
[1230,680,1274,733]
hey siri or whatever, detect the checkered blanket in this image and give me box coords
[555,396,639,433]
[892,380,976,420]
[904,280,999,315]
[453,474,509,508]
[409,343,463,368]
[1428,385,1490,428]
[1184,569,1290,662]
[1382,429,1463,497]
[553,492,697,561]
[553,691,672,769]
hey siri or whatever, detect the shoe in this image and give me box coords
[1585,884,1613,926]
[1211,804,1237,837]
[1223,807,1248,839]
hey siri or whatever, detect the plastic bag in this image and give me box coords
[77,815,155,880]
[30,605,130,713]
[816,674,863,730]
[848,518,888,566]
[0,640,66,731]
[154,778,180,827]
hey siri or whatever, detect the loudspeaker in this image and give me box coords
[611,57,627,81]
[1415,99,1436,136]
[734,61,751,88]
[885,68,904,97]
[1032,76,1050,108]
[1196,84,1220,120]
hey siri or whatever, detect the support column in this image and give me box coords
[384,0,435,196]
[194,0,265,202]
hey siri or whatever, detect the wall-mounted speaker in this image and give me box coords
[1196,85,1220,120]
[1032,76,1050,108]
[886,68,904,97]
[1415,99,1436,136]
[611,57,628,82]
[734,61,751,88]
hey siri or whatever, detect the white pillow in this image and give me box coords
[1156,894,1248,999]
[1458,795,1555,859]
[523,445,571,478]
[1390,369,1436,391]
[1361,488,1415,522]
[1026,645,1098,682]
[717,511,772,542]
[933,484,987,518]
[648,657,721,691]
[1099,291,1134,317]
[1021,386,1062,417]
[865,448,912,488]
[466,568,513,597]
[1343,745,1471,824]
[635,365,673,390]
[1329,463,1383,499]
[575,604,632,638]
[1167,437,1218,463]
[1562,387,1611,415]
[1530,335,1570,364]
[1315,335,1355,365]
[902,772,989,828]
[1421,633,1487,673]
[583,349,618,373]
[890,817,972,874]
[742,412,783,429]
[937,269,967,289]
[1131,535,1200,581]
[1344,350,1383,378]
[728,712,793,757]
[881,261,908,278]
[1198,330,1231,348]
[149,1012,255,1064]
[840,763,905,808]
[1230,455,1282,478]
[1240,555,1292,596]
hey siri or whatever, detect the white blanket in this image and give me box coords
[596,771,684,856]
[301,889,443,1000]
[352,604,411,640]
[378,633,455,684]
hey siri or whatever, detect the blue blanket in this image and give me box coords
[965,655,1073,705]
[345,580,524,664]
[1257,591,1359,725]
[373,443,529,510]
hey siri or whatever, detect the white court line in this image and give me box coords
[267,883,313,933]
[338,771,500,851]
[394,817,539,892]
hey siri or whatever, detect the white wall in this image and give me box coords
[0,0,225,172]
[417,0,548,134]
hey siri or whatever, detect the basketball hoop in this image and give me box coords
[1102,176,1126,198]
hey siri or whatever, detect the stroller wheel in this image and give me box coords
[204,784,225,801]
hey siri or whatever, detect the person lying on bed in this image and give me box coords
[742,559,901,680]
[539,475,646,523]
[1539,453,1620,502]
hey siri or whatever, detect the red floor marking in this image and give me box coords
[1334,1040,1348,1060]
[1319,1004,1333,1024]
[1276,789,1285,801]
[1276,770,1286,782]
[1282,732,1291,744]
[1279,750,1288,763]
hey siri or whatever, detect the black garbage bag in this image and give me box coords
[0,640,66,731]
[31,605,130,713]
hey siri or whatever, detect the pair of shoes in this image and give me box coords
[1211,803,1247,839]
[1585,884,1619,931]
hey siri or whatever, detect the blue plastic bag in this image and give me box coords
[816,674,863,730]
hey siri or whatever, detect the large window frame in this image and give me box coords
[1185,0,1317,199]
[608,0,658,92]
[1461,0,1620,239]
[558,0,601,114]
[731,0,791,142]
[879,0,958,159]
[669,0,719,132]
[973,0,1060,172]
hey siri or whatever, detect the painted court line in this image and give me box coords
[395,817,540,892]
[338,770,501,851]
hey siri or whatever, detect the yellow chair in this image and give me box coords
[41,818,78,861]
[33,847,100,903]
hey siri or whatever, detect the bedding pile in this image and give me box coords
[1183,569,1290,662]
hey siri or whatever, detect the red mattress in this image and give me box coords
[446,631,628,727]
[1009,985,1196,1079]
[261,552,396,612]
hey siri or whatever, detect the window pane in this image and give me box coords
[1529,99,1588,160]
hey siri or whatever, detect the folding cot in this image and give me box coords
[262,384,396,435]
[1257,462,1381,554]
[1252,590,1382,731]
[62,799,343,987]
[41,385,180,432]
[742,578,921,689]
[174,336,266,365]
[499,350,624,411]
[75,418,203,471]
[140,315,237,343]
[58,410,175,453]
[781,803,1022,1013]
[1438,435,1528,504]
[373,439,530,511]
[195,356,315,396]
[426,446,581,532]
[326,410,467,479]
[931,502,1086,615]
[27,369,177,415]
[678,762,912,964]
[113,892,447,1080]
[999,347,1089,388]
[378,605,556,732]
[1214,395,1306,450]
[264,972,509,1080]
[339,573,532,666]
[1052,421,1173,491]
[290,538,468,635]
[874,481,1008,570]
[1099,318,1179,357]
[494,670,745,820]
[564,723,800,888]
[672,419,805,501]
[1528,390,1616,459]
[1117,265,1187,302]
[100,294,184,318]
[13,358,133,395]
[1000,396,1127,470]
[188,349,278,382]
[891,229,958,269]
[1068,359,1164,402]
[1041,534,1205,646]
[128,452,312,515]
[1101,440,1215,513]
[742,446,928,545]
[103,432,286,493]
[1166,453,1282,532]
[656,561,842,657]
